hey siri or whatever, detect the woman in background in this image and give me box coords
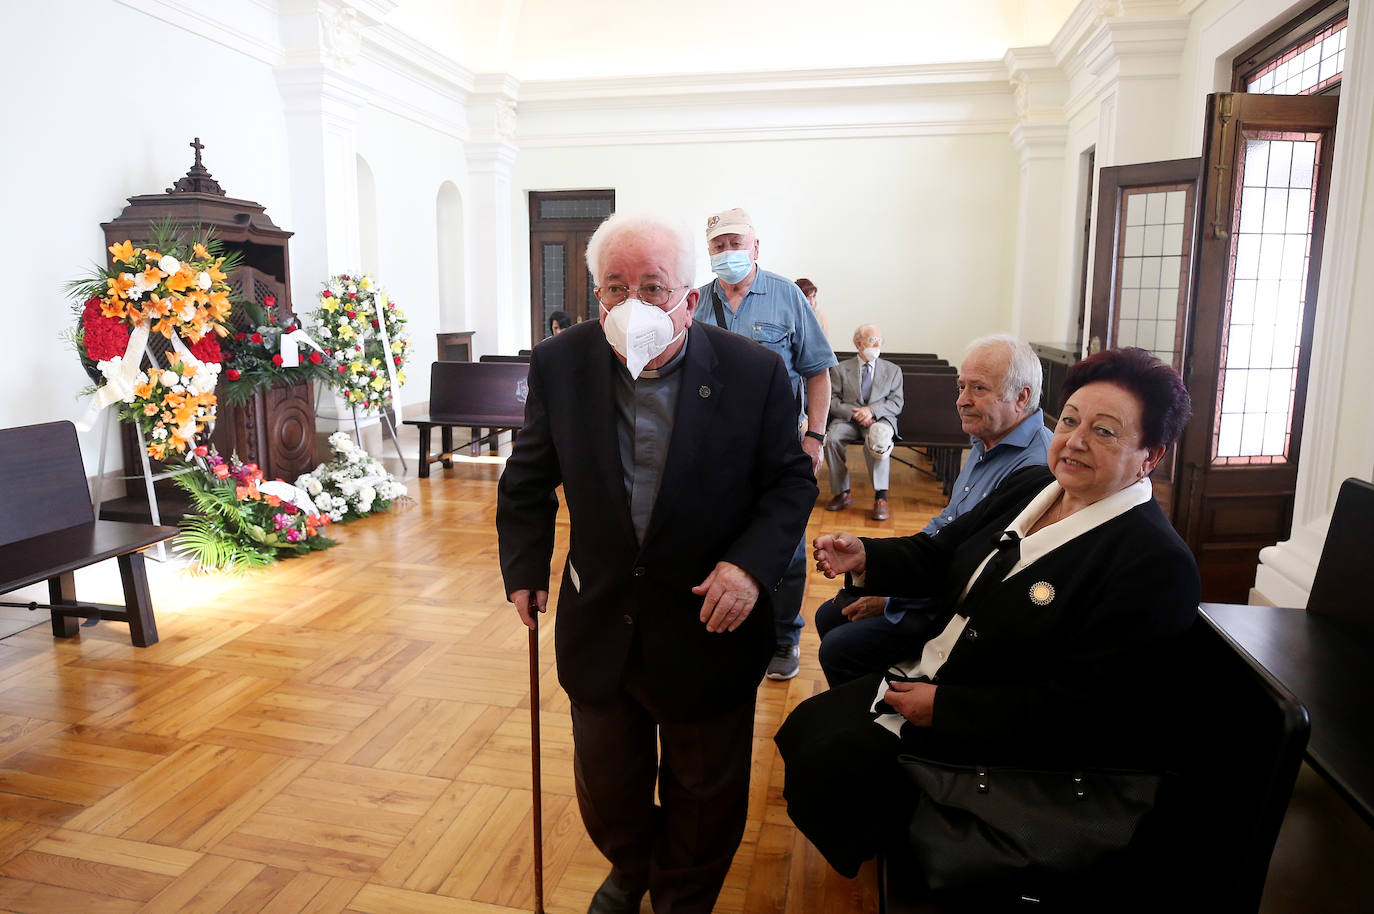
[794,278,829,337]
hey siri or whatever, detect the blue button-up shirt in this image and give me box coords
[921,408,1055,535]
[695,267,836,404]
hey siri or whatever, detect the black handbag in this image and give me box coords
[898,755,1162,904]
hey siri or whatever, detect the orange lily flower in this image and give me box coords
[109,240,137,263]
[141,265,165,287]
[164,267,195,293]
[147,443,166,460]
[106,274,134,300]
[193,242,210,259]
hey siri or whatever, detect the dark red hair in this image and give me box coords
[1061,347,1192,450]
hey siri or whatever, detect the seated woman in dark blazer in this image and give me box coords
[776,347,1199,878]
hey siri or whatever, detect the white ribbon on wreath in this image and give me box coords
[76,321,151,431]
[257,479,321,518]
[279,327,325,368]
[373,295,403,415]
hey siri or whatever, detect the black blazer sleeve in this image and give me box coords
[495,346,561,596]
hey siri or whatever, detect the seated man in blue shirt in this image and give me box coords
[814,334,1054,687]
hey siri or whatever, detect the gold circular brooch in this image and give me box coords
[1029,581,1056,606]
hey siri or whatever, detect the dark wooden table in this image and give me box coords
[1199,601,1374,828]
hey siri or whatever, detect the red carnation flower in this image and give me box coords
[341,275,350,281]
[80,297,131,361]
[263,295,277,309]
[225,368,242,380]
[321,290,333,298]
[394,356,402,365]
[286,325,298,334]
[271,354,284,367]
[347,292,357,300]
[346,311,356,319]
[234,332,247,341]
[251,333,263,344]
[337,365,347,373]
[371,320,379,328]
[188,334,223,364]
[309,351,323,364]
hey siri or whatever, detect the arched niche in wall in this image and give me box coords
[436,180,465,329]
[357,154,379,273]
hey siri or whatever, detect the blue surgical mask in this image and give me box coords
[710,250,753,284]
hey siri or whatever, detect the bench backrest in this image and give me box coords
[427,361,530,424]
[1306,476,1374,626]
[478,354,531,364]
[0,421,93,547]
[896,371,966,446]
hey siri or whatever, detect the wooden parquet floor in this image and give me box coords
[0,448,948,913]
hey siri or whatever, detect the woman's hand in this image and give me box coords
[813,532,866,579]
[883,679,936,727]
[842,596,887,621]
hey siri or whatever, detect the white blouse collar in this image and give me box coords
[1006,477,1153,575]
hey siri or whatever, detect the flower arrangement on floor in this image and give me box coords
[220,296,336,405]
[310,273,410,415]
[66,221,238,461]
[174,449,334,572]
[295,431,409,522]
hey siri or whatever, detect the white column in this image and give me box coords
[1004,50,1070,342]
[465,74,521,358]
[275,1,384,432]
[1081,14,1190,168]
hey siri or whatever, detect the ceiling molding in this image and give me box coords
[515,119,1017,149]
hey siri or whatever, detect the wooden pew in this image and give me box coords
[404,361,529,477]
[0,421,176,647]
[478,354,531,364]
[892,370,968,496]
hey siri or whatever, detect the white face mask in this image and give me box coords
[861,347,881,363]
[601,290,689,379]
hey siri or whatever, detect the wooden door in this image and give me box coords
[528,190,613,347]
[1175,92,1339,601]
[1087,157,1202,519]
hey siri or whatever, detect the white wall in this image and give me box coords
[0,0,293,475]
[512,134,1021,358]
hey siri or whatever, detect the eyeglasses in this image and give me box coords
[596,283,686,307]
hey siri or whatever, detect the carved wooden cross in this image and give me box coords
[190,137,205,168]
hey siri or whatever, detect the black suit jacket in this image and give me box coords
[858,465,1200,764]
[497,321,818,720]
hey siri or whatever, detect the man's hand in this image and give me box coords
[851,406,874,427]
[693,561,761,633]
[510,589,548,629]
[842,595,887,621]
[801,435,824,474]
[883,679,936,726]
[813,532,866,578]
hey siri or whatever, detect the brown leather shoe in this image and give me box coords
[826,491,852,511]
[871,497,890,521]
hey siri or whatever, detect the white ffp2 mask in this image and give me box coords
[601,292,688,378]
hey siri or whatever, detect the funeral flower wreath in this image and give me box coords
[310,273,410,415]
[66,222,235,461]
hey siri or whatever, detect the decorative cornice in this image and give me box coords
[1082,15,1191,81]
[1003,47,1068,124]
[1010,122,1071,162]
[114,0,282,65]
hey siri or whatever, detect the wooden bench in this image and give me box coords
[478,354,531,364]
[404,361,530,477]
[0,421,176,647]
[891,370,968,495]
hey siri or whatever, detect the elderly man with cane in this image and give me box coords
[497,212,816,913]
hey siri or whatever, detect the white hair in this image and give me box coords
[964,334,1042,411]
[584,212,696,288]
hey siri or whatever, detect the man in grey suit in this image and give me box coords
[824,324,904,521]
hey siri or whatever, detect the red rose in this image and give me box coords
[346,311,356,319]
[341,274,350,281]
[264,295,277,308]
[271,354,284,367]
[225,368,241,380]
[309,352,323,364]
[286,325,298,334]
[347,292,357,300]
[188,334,223,363]
[394,356,402,365]
[193,446,209,457]
[80,298,131,361]
[371,320,379,328]
[337,365,347,373]
[321,290,333,298]
[251,333,263,344]
[234,332,247,341]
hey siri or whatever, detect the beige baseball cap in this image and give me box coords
[705,207,754,241]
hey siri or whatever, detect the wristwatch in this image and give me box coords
[804,430,825,443]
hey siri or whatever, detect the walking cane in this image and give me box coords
[528,605,547,914]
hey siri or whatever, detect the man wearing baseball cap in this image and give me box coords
[696,207,837,680]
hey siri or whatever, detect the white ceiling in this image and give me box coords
[384,0,1083,80]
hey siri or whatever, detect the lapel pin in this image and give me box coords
[1028,581,1056,606]
[699,385,711,398]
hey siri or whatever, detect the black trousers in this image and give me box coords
[774,671,918,877]
[570,673,756,914]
